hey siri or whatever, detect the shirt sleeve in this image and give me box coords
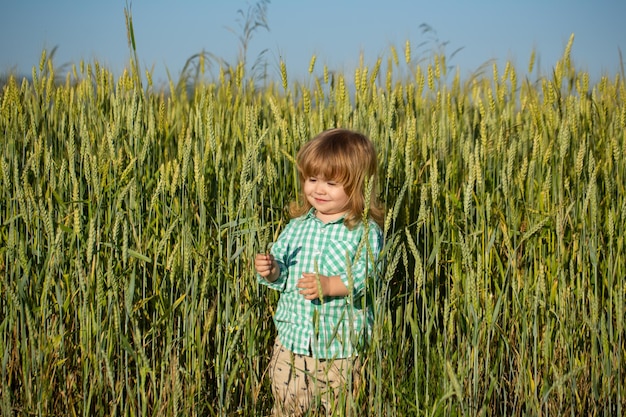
[338,220,383,300]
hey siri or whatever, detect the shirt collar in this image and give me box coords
[304,208,346,225]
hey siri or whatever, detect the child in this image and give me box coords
[255,128,384,416]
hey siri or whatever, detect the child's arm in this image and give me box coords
[334,223,383,299]
[297,223,383,301]
[297,273,348,300]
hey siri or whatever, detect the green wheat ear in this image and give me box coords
[314,259,324,304]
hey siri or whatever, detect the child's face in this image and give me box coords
[304,175,349,223]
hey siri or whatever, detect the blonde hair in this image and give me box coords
[290,128,384,229]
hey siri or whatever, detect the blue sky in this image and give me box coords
[1,0,625,86]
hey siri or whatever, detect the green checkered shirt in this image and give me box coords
[258,209,383,359]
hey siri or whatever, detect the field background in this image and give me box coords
[1,28,625,416]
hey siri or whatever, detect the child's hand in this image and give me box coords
[255,253,279,282]
[297,273,328,300]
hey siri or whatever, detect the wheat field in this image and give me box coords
[1,34,625,416]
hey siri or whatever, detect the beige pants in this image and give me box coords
[268,338,361,416]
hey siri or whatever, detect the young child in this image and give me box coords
[255,128,384,416]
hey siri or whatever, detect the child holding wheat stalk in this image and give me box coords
[255,128,384,416]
